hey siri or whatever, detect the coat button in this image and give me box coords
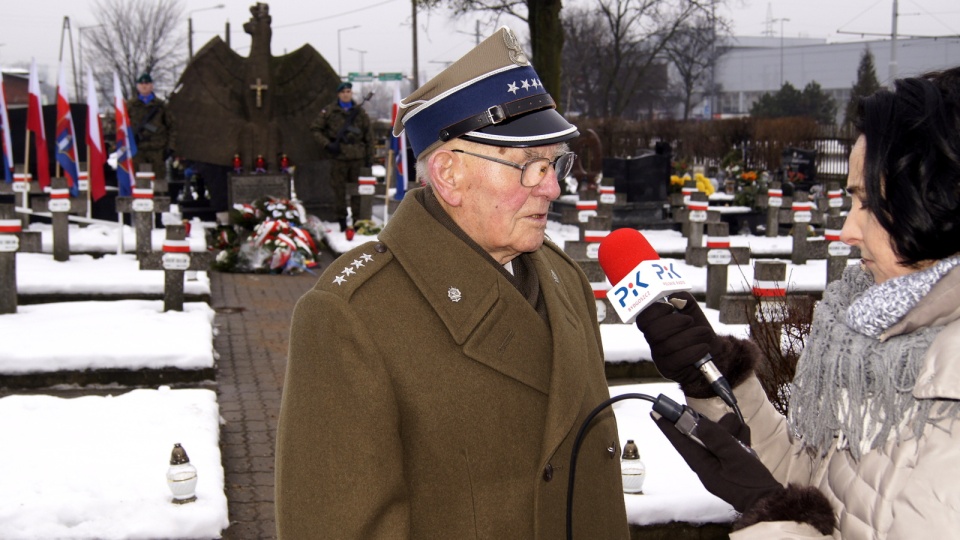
[374,242,387,253]
[542,463,554,482]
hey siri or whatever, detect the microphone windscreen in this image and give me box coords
[598,228,660,285]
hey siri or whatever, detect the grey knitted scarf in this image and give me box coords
[788,257,960,461]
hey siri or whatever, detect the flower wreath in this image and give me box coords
[212,196,325,274]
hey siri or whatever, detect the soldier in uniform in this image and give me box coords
[126,73,176,180]
[310,81,374,231]
[276,27,630,539]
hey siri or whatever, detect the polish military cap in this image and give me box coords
[392,26,578,158]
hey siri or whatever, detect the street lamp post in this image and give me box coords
[348,47,368,73]
[188,4,225,60]
[337,25,361,77]
[77,24,104,101]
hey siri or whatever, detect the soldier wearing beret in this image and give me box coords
[126,73,176,179]
[310,81,375,231]
[276,27,629,539]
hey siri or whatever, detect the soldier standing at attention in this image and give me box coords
[310,81,374,231]
[127,73,176,180]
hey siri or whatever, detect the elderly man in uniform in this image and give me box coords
[126,73,176,179]
[276,27,629,539]
[310,81,375,231]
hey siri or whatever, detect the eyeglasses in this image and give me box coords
[452,149,576,188]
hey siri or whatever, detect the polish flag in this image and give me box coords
[27,59,51,188]
[85,69,106,201]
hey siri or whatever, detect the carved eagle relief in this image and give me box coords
[168,2,341,169]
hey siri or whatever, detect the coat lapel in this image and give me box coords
[380,195,553,393]
[528,250,589,461]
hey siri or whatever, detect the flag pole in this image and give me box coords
[85,147,92,218]
[22,130,32,210]
[383,150,394,225]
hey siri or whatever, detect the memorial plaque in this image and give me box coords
[228,174,291,207]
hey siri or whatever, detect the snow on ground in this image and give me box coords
[0,300,216,373]
[27,218,209,254]
[0,387,228,540]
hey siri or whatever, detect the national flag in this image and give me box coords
[0,68,13,184]
[27,59,51,188]
[85,69,106,201]
[113,72,137,196]
[55,62,81,196]
[390,85,408,200]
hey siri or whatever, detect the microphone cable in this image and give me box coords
[566,392,695,540]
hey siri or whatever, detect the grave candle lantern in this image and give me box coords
[166,443,198,504]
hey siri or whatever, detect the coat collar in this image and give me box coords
[909,266,960,400]
[379,191,589,444]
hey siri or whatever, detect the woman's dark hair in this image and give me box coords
[854,66,960,265]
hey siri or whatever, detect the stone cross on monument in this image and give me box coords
[250,78,268,108]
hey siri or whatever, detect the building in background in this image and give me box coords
[685,36,960,123]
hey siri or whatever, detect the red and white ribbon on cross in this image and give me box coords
[792,200,813,223]
[576,199,598,211]
[0,219,22,233]
[599,185,616,204]
[767,187,783,207]
[358,176,377,195]
[752,279,786,297]
[161,239,191,253]
[706,235,730,248]
[47,187,71,212]
[827,188,844,208]
[824,228,842,242]
[49,188,70,199]
[132,187,154,199]
[583,229,609,243]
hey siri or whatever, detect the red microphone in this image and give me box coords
[598,228,690,324]
[598,228,739,412]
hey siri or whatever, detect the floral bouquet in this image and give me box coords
[213,196,325,274]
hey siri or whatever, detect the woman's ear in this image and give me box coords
[428,149,464,207]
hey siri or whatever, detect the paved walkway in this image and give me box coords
[211,269,325,539]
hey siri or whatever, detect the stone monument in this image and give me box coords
[168,3,340,216]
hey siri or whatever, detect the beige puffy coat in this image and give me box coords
[689,265,960,539]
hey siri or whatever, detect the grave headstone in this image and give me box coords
[139,224,214,312]
[347,176,385,222]
[116,175,172,259]
[0,204,42,314]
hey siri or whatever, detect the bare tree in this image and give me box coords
[435,0,566,111]
[84,0,185,99]
[563,0,711,120]
[663,12,729,119]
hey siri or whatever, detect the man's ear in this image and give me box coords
[428,149,464,207]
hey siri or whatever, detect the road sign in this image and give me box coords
[348,72,376,82]
[378,72,404,81]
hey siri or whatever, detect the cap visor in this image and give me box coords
[461,109,578,148]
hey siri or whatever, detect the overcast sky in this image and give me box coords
[1,0,958,88]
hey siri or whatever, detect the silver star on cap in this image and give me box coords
[507,81,519,95]
[448,287,463,303]
[521,79,531,91]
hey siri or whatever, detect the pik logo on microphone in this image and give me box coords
[607,260,689,323]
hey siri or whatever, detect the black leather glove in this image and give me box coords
[325,141,340,155]
[635,292,715,390]
[636,292,761,398]
[654,411,779,512]
[654,411,836,534]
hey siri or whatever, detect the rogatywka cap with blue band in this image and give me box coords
[392,26,579,159]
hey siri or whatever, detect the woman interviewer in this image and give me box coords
[638,66,960,538]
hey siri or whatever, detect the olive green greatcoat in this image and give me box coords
[126,95,176,177]
[276,188,629,539]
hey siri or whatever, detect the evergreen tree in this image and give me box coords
[845,47,882,126]
[750,81,836,124]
